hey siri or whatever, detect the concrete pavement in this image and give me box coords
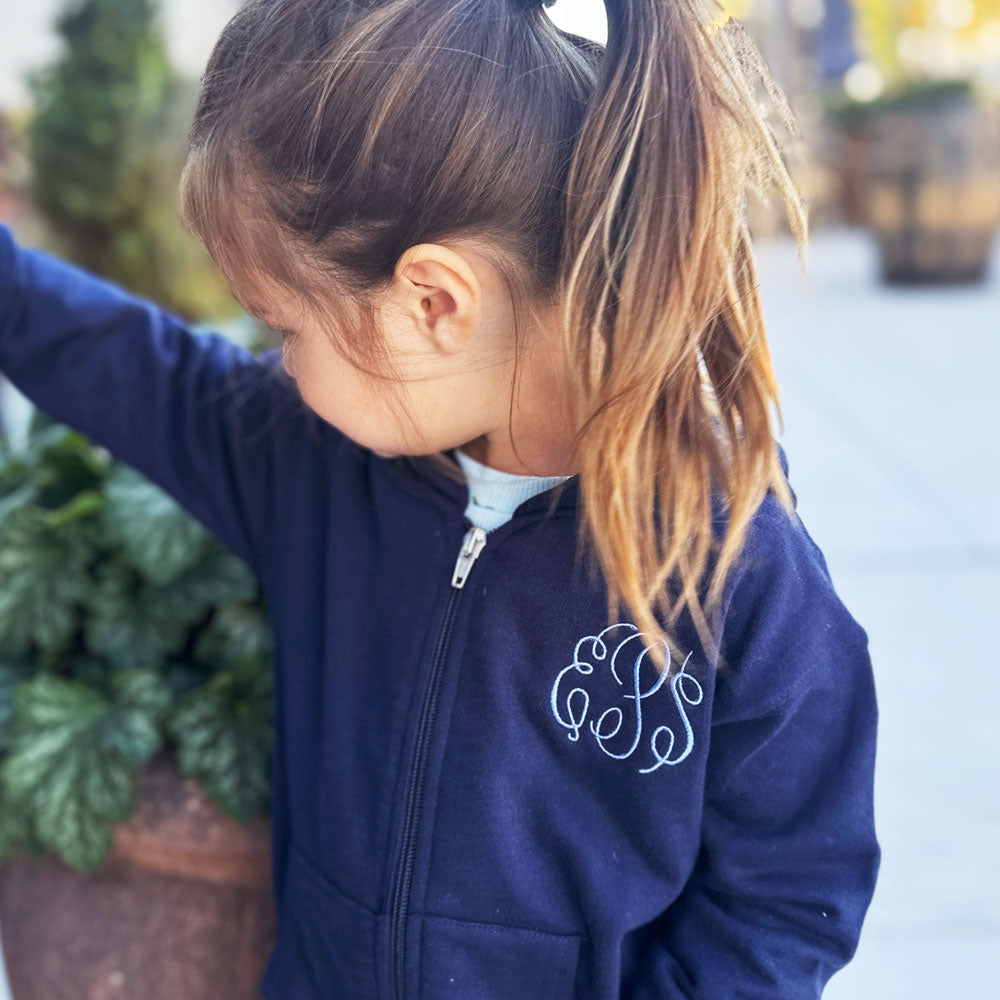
[752,225,1000,998]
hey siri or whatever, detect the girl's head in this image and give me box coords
[222,234,576,469]
[179,0,805,674]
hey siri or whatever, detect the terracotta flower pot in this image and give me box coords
[0,749,275,1000]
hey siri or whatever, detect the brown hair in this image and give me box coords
[179,0,806,676]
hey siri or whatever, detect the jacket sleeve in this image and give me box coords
[627,491,881,999]
[0,223,317,579]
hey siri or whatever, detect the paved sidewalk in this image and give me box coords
[1,226,996,997]
[752,226,1000,998]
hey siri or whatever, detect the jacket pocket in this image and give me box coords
[260,839,380,1000]
[418,914,583,999]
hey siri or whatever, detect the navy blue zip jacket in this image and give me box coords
[0,224,880,999]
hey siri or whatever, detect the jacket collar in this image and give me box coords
[380,446,581,522]
[373,438,791,547]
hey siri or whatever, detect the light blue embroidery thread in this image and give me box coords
[550,623,703,774]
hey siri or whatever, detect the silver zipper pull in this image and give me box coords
[451,526,487,589]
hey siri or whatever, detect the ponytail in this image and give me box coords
[558,0,805,674]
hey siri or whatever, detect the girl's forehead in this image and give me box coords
[226,262,325,331]
[228,273,291,324]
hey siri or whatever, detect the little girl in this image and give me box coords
[0,0,879,996]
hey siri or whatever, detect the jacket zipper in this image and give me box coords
[388,523,487,1000]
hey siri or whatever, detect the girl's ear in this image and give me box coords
[394,244,482,357]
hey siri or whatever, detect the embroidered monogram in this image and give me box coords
[549,623,703,774]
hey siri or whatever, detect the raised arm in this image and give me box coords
[0,224,319,579]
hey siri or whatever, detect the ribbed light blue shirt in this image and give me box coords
[453,448,572,532]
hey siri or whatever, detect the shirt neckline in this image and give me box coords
[380,445,581,521]
[453,447,574,485]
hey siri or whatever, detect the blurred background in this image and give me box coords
[0,1,998,998]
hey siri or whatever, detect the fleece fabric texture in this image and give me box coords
[0,224,880,1000]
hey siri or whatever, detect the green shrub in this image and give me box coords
[0,408,274,872]
[25,0,240,322]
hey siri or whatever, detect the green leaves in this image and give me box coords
[0,671,172,870]
[0,506,96,658]
[0,777,39,858]
[0,411,274,870]
[14,423,110,511]
[146,542,258,623]
[100,464,209,584]
[81,543,259,674]
[0,660,33,754]
[195,601,274,666]
[171,606,276,823]
[0,424,108,660]
[167,658,274,822]
[101,670,174,764]
[83,560,192,672]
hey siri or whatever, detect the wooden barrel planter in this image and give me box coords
[862,90,1000,285]
[0,749,275,1000]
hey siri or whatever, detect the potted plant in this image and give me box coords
[825,3,1000,283]
[0,406,277,1000]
